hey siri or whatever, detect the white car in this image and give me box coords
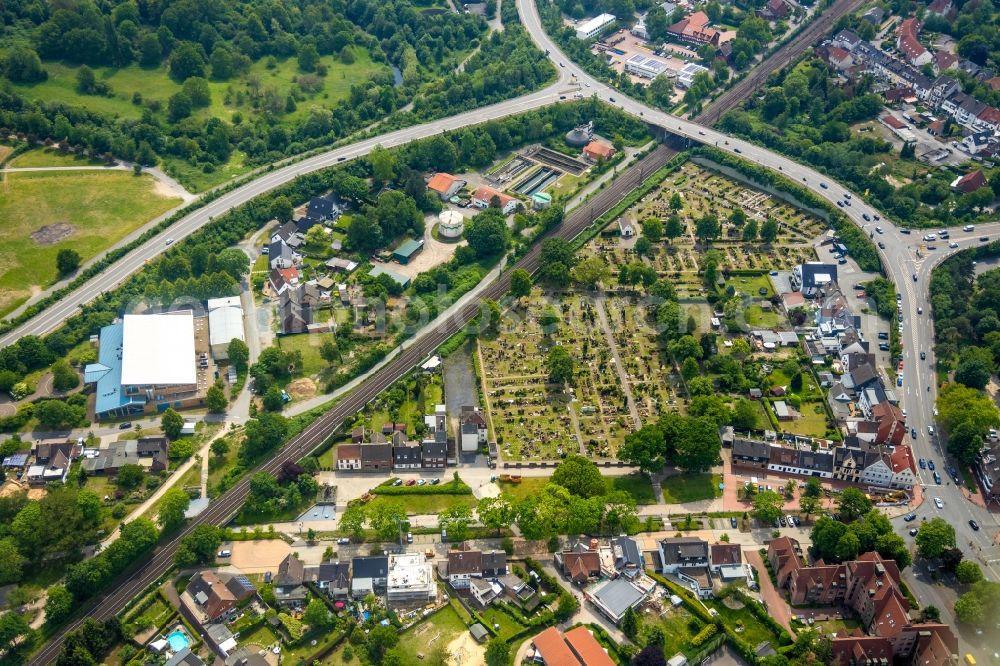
[934,497,943,509]
[165,238,174,245]
[949,241,958,248]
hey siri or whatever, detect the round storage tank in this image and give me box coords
[438,210,465,239]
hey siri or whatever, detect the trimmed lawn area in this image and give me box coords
[0,170,181,316]
[367,493,476,516]
[785,401,831,438]
[703,597,782,649]
[277,331,334,378]
[10,148,108,168]
[608,473,657,504]
[238,623,280,650]
[661,473,723,504]
[725,274,774,299]
[745,304,783,328]
[395,604,470,664]
[498,477,548,501]
[478,606,527,641]
[645,605,703,660]
[124,594,173,629]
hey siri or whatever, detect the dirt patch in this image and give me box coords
[446,632,485,666]
[286,378,317,400]
[392,216,467,280]
[0,480,27,497]
[151,177,183,200]
[30,222,75,245]
[27,487,46,500]
[229,539,290,573]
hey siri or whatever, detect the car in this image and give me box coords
[874,214,880,220]
[417,479,426,486]
[844,192,852,199]
[919,458,926,469]
[913,273,918,281]
[430,478,441,485]
[934,497,943,509]
[820,182,828,189]
[933,471,942,484]
[949,241,959,248]
[898,360,904,371]
[909,528,918,536]
[875,226,883,234]
[837,201,844,207]
[337,537,351,545]
[119,421,132,430]
[793,516,801,527]
[406,532,413,543]
[405,479,417,486]
[917,307,923,314]
[927,245,936,250]
[773,518,781,528]
[559,95,566,99]
[392,478,403,486]
[911,428,918,439]
[337,156,345,161]
[904,513,917,521]
[779,516,786,527]
[698,130,705,136]
[878,331,889,340]
[730,517,738,528]
[897,375,903,387]
[863,213,871,221]
[879,343,890,351]
[734,148,742,153]
[584,82,590,87]
[838,257,847,265]
[969,519,980,531]
[901,227,911,234]
[260,246,269,255]
[844,199,851,206]
[165,238,174,245]
[924,233,937,241]
[559,62,564,67]
[758,484,764,493]
[920,351,926,360]
[609,97,615,102]
[928,460,935,470]
[878,241,886,249]
[980,236,989,242]
[928,425,936,436]
[964,225,975,232]
[218,550,231,558]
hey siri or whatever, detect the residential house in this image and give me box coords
[459,406,487,453]
[268,267,300,296]
[667,11,733,46]
[872,402,906,447]
[961,130,994,155]
[267,239,297,270]
[933,50,958,73]
[80,438,168,476]
[165,649,205,666]
[270,221,300,245]
[471,186,519,214]
[224,574,256,604]
[587,577,649,624]
[830,634,894,666]
[532,626,616,666]
[351,556,389,598]
[392,440,422,470]
[306,195,340,223]
[315,561,351,599]
[861,449,894,488]
[556,545,602,585]
[497,573,537,609]
[732,438,771,469]
[446,550,484,589]
[469,577,498,607]
[360,443,392,472]
[187,570,238,621]
[767,537,804,589]
[427,173,466,200]
[336,444,362,470]
[951,170,988,193]
[582,140,616,162]
[611,535,642,577]
[832,30,862,52]
[273,554,309,607]
[825,46,854,71]
[897,19,931,67]
[927,0,953,16]
[833,444,870,484]
[278,283,323,334]
[889,445,917,490]
[862,7,884,24]
[758,0,788,20]
[709,543,742,574]
[386,553,436,606]
[658,537,712,598]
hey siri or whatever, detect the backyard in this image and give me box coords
[660,473,723,504]
[641,603,705,661]
[0,170,182,316]
[498,473,656,504]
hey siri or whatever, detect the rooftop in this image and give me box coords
[121,312,196,386]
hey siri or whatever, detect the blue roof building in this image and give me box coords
[85,322,146,420]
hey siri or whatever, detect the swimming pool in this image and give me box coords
[166,630,190,652]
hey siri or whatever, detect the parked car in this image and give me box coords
[918,458,926,469]
[909,528,918,536]
[417,479,426,486]
[933,472,942,484]
[405,479,417,486]
[119,422,132,430]
[927,460,936,470]
[964,225,975,232]
[911,428,917,439]
[406,532,414,543]
[934,497,943,509]
[920,351,926,360]
[337,538,350,545]
[218,550,231,558]
[430,478,441,485]
[392,478,403,486]
[904,513,917,522]
[969,519,980,531]
[730,517,738,528]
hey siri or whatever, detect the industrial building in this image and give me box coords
[677,62,709,88]
[207,296,245,359]
[576,13,616,40]
[624,54,669,79]
[392,238,424,264]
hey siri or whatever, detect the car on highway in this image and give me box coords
[585,82,590,87]
[927,245,936,250]
[844,199,851,206]
[609,97,615,102]
[927,460,935,470]
[981,236,990,242]
[165,238,174,245]
[917,307,923,314]
[820,182,828,189]
[912,428,918,439]
[873,214,880,220]
[928,425,935,436]
[934,497,943,509]
[969,519,980,531]
[904,513,917,521]
[949,241,958,248]
[963,224,975,231]
[912,273,918,281]
[919,458,926,468]
[920,351,926,360]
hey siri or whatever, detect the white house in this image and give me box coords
[576,13,616,40]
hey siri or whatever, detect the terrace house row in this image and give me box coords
[337,405,451,471]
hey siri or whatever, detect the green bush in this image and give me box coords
[690,623,718,647]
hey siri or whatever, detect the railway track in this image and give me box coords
[30,0,854,659]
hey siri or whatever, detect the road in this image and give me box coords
[26,0,1000,661]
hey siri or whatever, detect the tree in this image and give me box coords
[552,455,605,498]
[510,268,532,299]
[75,65,97,94]
[439,504,473,542]
[173,524,224,567]
[546,345,575,385]
[837,487,872,522]
[799,495,819,520]
[465,210,509,258]
[916,517,956,559]
[369,501,407,541]
[339,504,366,541]
[158,487,190,531]
[759,219,779,243]
[572,256,610,289]
[0,538,26,585]
[621,606,640,640]
[206,382,227,412]
[875,532,911,569]
[955,346,994,390]
[303,598,331,628]
[116,464,144,490]
[161,408,184,439]
[753,491,784,523]
[52,360,80,392]
[210,438,229,459]
[695,214,719,241]
[2,45,46,83]
[0,611,29,651]
[742,219,758,241]
[227,339,249,371]
[478,495,515,535]
[56,248,81,276]
[297,43,320,72]
[485,638,510,666]
[169,42,206,80]
[956,560,984,585]
[555,591,579,621]
[45,585,74,625]
[262,386,285,412]
[804,477,822,498]
[731,398,758,430]
[631,645,666,666]
[366,624,399,662]
[182,77,211,108]
[35,399,80,429]
[168,91,192,121]
[954,591,985,626]
[674,416,721,472]
[665,215,684,242]
[620,424,666,472]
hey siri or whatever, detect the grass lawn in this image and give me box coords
[277,332,334,378]
[726,274,774,299]
[745,305,783,328]
[10,148,108,168]
[703,597,782,649]
[206,434,241,497]
[608,473,657,504]
[126,595,173,629]
[323,643,363,666]
[646,605,702,660]
[395,604,469,664]
[238,623,280,649]
[0,170,181,316]
[786,402,830,438]
[367,493,476,516]
[478,606,527,641]
[161,151,252,193]
[807,616,861,636]
[661,473,723,504]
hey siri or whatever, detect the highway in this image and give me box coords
[24,0,1000,661]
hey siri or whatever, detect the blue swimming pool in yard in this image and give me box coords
[166,630,190,652]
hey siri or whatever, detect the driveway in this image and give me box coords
[745,549,794,638]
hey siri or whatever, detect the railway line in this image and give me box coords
[28,0,852,659]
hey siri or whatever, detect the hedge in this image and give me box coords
[371,479,472,496]
[645,571,715,624]
[691,623,719,647]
